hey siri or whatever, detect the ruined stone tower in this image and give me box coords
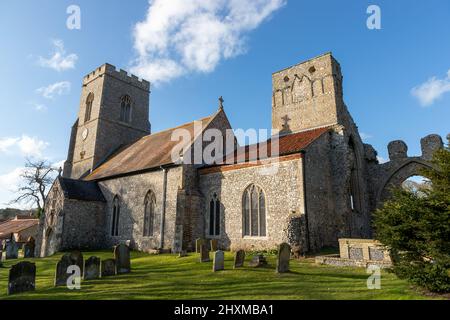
[63,63,151,179]
[272,52,345,134]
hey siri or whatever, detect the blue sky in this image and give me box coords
[0,0,449,208]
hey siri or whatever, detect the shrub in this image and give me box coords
[373,139,450,293]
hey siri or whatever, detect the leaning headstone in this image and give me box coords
[54,254,72,287]
[101,259,116,277]
[276,243,291,273]
[8,261,36,295]
[114,244,131,274]
[84,256,101,280]
[248,254,268,268]
[23,237,36,258]
[213,250,225,272]
[70,251,84,275]
[200,243,210,262]
[234,250,246,268]
[210,239,218,251]
[5,239,19,260]
[196,238,206,253]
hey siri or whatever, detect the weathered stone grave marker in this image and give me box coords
[23,237,36,258]
[200,243,210,262]
[101,259,116,277]
[55,254,73,287]
[5,238,19,260]
[196,238,206,253]
[210,239,218,251]
[213,250,225,272]
[114,244,131,274]
[70,251,84,275]
[54,252,83,287]
[8,261,36,295]
[249,254,268,267]
[84,256,101,280]
[276,243,291,273]
[234,250,245,268]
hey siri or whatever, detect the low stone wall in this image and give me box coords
[315,254,392,269]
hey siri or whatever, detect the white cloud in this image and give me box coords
[0,135,49,157]
[0,167,26,208]
[36,81,71,99]
[411,69,450,107]
[38,39,78,72]
[131,0,286,84]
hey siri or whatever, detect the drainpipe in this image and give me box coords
[159,166,168,249]
[300,150,311,252]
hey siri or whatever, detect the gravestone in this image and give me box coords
[210,239,218,251]
[70,251,84,275]
[196,238,206,253]
[23,237,36,258]
[276,243,291,273]
[172,224,183,254]
[200,243,210,262]
[213,250,225,272]
[8,261,36,295]
[84,256,101,280]
[233,250,245,268]
[249,254,268,268]
[101,259,116,277]
[5,238,19,260]
[54,254,73,287]
[114,244,131,274]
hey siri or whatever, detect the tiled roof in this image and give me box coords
[58,177,106,202]
[85,115,215,181]
[222,126,331,164]
[0,218,39,239]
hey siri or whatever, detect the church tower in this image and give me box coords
[272,52,346,134]
[63,63,151,179]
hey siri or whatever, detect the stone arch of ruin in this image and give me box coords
[376,158,433,204]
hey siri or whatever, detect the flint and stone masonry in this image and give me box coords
[36,53,446,257]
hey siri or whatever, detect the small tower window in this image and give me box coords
[120,95,132,123]
[85,93,94,123]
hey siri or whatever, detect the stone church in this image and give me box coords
[36,52,445,257]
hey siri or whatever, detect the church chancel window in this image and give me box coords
[120,95,132,123]
[111,196,120,237]
[143,191,156,237]
[84,93,94,123]
[208,193,221,237]
[243,185,266,237]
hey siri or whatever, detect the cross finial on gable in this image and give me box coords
[218,96,224,110]
[281,115,291,129]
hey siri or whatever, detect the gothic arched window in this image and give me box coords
[120,95,132,123]
[242,185,266,237]
[111,196,120,237]
[85,93,94,123]
[208,193,221,237]
[143,191,156,237]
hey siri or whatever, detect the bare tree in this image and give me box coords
[8,158,59,212]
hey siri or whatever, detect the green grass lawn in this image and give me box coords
[0,251,438,300]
